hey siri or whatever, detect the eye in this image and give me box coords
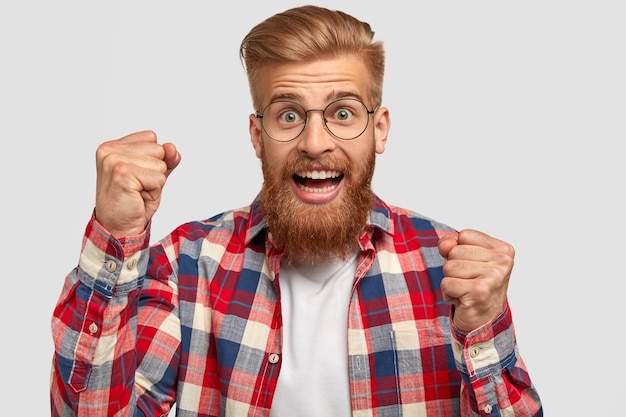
[334,108,353,121]
[326,99,364,123]
[279,110,302,124]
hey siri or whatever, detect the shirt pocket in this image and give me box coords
[391,322,456,392]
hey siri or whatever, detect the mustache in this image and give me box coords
[282,155,352,176]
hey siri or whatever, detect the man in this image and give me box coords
[50,5,542,416]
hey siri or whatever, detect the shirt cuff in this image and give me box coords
[77,212,151,297]
[450,301,516,380]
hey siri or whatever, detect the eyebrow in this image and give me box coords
[268,90,365,106]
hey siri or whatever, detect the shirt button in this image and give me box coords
[268,353,280,364]
[470,346,481,358]
[126,258,137,269]
[105,259,117,272]
[88,322,99,334]
[484,404,493,413]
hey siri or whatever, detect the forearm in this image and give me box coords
[50,217,150,416]
[51,277,143,415]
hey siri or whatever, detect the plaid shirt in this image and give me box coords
[51,195,542,416]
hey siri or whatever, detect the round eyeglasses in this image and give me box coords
[255,98,375,142]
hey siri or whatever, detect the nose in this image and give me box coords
[296,110,337,157]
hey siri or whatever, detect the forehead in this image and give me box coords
[257,56,371,106]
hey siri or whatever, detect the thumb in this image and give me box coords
[438,235,458,259]
[163,142,181,176]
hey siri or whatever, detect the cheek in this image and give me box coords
[347,141,376,167]
[261,143,291,177]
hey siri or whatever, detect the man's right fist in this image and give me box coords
[94,130,181,238]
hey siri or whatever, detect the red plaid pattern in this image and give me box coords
[51,196,542,416]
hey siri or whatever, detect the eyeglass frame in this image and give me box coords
[255,97,376,142]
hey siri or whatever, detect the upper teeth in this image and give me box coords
[298,170,341,179]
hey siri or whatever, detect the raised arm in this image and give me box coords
[50,131,182,416]
[439,230,542,416]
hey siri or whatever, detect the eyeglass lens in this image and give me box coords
[260,98,371,142]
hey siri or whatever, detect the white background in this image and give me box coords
[1,1,624,415]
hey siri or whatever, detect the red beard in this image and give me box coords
[258,147,376,265]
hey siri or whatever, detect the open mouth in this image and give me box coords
[293,170,343,193]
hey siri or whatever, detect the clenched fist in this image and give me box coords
[94,130,181,238]
[438,229,514,332]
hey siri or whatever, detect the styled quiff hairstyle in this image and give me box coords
[240,5,385,112]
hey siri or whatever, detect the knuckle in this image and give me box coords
[110,160,132,179]
[500,241,515,256]
[95,141,114,161]
[493,251,514,269]
[142,130,157,141]
[442,260,454,276]
[472,280,491,299]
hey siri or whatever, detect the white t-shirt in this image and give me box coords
[270,254,358,416]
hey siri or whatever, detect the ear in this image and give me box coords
[249,113,263,159]
[373,107,390,154]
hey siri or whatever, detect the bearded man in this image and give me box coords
[50,5,542,417]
